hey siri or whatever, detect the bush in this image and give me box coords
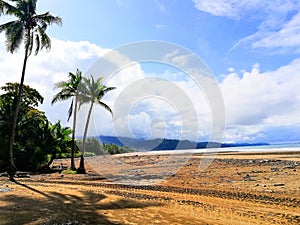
[104,144,134,155]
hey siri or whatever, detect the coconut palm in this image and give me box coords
[77,75,115,174]
[0,0,62,178]
[52,69,82,170]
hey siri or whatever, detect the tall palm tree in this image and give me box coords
[0,0,62,178]
[77,75,115,174]
[52,69,82,170]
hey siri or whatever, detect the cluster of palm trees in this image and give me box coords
[0,0,115,176]
[52,70,115,173]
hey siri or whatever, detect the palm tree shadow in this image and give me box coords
[0,180,161,225]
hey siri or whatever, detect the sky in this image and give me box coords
[0,0,300,144]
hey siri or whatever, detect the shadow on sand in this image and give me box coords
[0,180,162,225]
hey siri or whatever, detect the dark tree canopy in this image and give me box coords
[0,83,72,172]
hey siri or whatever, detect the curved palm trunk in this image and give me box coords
[70,96,78,170]
[77,101,94,174]
[8,44,29,179]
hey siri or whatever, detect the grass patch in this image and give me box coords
[62,169,77,174]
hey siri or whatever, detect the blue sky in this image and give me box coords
[1,0,300,143]
[39,0,299,75]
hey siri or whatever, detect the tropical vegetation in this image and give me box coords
[76,137,133,156]
[0,83,73,172]
[0,0,62,177]
[52,69,82,170]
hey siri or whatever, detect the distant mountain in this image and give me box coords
[99,136,269,151]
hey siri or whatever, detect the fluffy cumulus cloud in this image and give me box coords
[220,59,300,142]
[1,35,299,143]
[193,0,300,52]
[101,70,212,141]
[0,35,110,123]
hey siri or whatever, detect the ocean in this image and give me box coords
[121,143,300,156]
[226,143,300,152]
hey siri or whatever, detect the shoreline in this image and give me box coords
[117,147,300,157]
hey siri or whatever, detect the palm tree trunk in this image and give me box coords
[70,97,78,170]
[8,44,29,179]
[77,101,94,174]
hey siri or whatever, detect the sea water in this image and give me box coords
[131,143,300,156]
[228,143,300,152]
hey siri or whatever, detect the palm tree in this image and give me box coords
[77,75,115,174]
[0,0,62,178]
[52,69,82,170]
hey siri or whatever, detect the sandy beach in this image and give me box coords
[0,150,299,225]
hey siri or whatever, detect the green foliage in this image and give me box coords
[104,144,133,155]
[0,83,73,172]
[76,137,105,156]
[75,137,133,156]
[78,76,116,114]
[62,169,77,175]
[104,143,120,154]
[52,69,82,121]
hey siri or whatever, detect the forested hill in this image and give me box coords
[99,136,269,151]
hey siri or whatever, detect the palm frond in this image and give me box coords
[34,12,62,26]
[0,1,3,15]
[28,0,38,14]
[0,20,24,53]
[103,86,116,94]
[52,69,83,123]
[67,99,73,122]
[76,75,115,116]
[37,25,51,52]
[98,101,113,115]
[34,32,40,55]
[0,20,14,32]
[53,80,68,89]
[1,1,22,18]
[51,92,73,105]
[77,94,91,109]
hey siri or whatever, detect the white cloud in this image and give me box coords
[0,35,111,126]
[192,0,266,19]
[163,50,192,67]
[193,0,300,52]
[253,12,300,49]
[220,59,300,142]
[1,35,299,143]
[105,73,211,141]
[227,67,235,73]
